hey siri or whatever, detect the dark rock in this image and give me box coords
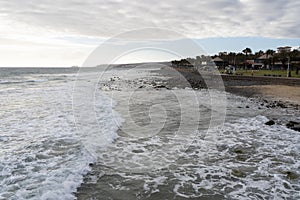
[286,121,300,132]
[266,103,276,108]
[265,120,275,126]
[231,169,246,178]
[233,148,243,154]
[236,154,249,162]
[286,121,299,127]
[276,101,287,108]
[89,163,94,167]
[245,105,249,108]
[285,171,299,180]
[132,149,144,153]
[154,85,166,89]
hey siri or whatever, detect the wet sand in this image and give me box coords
[229,85,300,105]
[223,75,300,108]
[164,67,300,106]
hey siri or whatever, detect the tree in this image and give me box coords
[242,47,252,56]
[290,49,300,75]
[266,49,276,69]
[186,57,195,66]
[242,48,252,70]
[255,50,264,57]
[228,52,237,65]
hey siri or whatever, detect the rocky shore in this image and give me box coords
[156,66,300,132]
[159,66,300,105]
[75,64,300,199]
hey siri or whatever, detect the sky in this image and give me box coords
[0,0,299,67]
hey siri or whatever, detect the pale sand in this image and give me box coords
[232,85,300,105]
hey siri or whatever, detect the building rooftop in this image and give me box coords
[212,57,223,62]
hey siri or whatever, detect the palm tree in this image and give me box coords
[290,49,300,75]
[242,47,252,57]
[255,50,264,57]
[242,48,252,70]
[228,52,237,66]
[265,49,275,69]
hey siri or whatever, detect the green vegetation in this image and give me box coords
[171,46,300,78]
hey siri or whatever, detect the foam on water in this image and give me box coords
[2,67,300,199]
[78,80,300,199]
[91,113,300,199]
[0,69,122,199]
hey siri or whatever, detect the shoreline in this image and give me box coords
[76,65,300,199]
[162,67,300,107]
[223,75,300,107]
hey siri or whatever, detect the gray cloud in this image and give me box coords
[0,0,299,38]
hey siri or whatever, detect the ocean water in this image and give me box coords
[0,67,300,200]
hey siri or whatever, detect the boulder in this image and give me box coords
[286,121,300,132]
[276,101,287,108]
[132,149,144,153]
[285,171,299,180]
[265,120,275,126]
[154,85,166,89]
[231,169,246,178]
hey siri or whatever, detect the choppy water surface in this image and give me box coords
[0,67,300,200]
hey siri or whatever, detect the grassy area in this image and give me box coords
[220,69,300,78]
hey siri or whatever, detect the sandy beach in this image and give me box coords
[230,85,300,105]
[223,75,300,108]
[164,67,300,107]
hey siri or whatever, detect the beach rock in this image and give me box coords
[236,154,249,162]
[231,169,246,178]
[154,85,165,88]
[266,103,276,108]
[132,149,144,153]
[154,85,170,89]
[265,120,275,126]
[284,171,299,180]
[276,101,287,108]
[286,121,300,132]
[151,81,157,86]
[233,148,244,154]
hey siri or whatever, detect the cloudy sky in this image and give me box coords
[0,0,299,67]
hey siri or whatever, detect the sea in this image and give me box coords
[0,66,299,200]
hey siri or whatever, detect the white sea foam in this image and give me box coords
[86,87,300,199]
[0,70,123,199]
[2,67,300,199]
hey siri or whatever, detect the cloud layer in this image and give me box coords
[1,0,299,38]
[0,0,299,66]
